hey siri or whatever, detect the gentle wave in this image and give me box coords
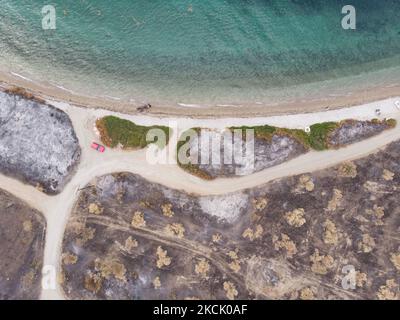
[177,103,204,108]
[10,72,32,82]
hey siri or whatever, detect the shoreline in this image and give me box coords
[1,69,400,119]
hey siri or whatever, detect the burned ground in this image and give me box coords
[62,141,400,300]
[179,120,394,179]
[0,189,46,299]
[0,91,81,194]
[187,130,307,178]
[329,119,394,147]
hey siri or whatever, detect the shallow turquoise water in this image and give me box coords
[0,0,399,107]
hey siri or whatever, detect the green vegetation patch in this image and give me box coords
[176,128,214,180]
[307,122,339,150]
[231,122,339,151]
[230,122,354,151]
[380,118,397,128]
[231,118,397,151]
[96,116,171,149]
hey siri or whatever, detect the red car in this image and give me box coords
[91,142,105,153]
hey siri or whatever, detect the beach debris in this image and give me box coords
[137,103,152,112]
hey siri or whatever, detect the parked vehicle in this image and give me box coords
[91,142,105,153]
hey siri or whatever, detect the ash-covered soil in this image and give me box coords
[329,120,392,147]
[183,120,393,178]
[0,189,46,299]
[0,91,81,194]
[187,129,307,177]
[62,140,400,300]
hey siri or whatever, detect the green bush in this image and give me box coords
[307,122,338,150]
[231,122,338,151]
[96,116,170,149]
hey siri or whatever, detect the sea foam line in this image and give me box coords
[177,103,203,108]
[11,72,33,82]
[52,84,75,94]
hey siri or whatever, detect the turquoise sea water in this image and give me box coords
[0,0,399,107]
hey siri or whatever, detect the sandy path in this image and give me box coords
[0,99,400,300]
